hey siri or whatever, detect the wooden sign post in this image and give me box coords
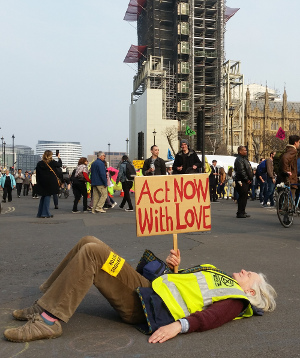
[135,174,211,272]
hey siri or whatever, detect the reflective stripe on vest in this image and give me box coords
[152,270,252,321]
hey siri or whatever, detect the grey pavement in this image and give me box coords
[0,191,299,358]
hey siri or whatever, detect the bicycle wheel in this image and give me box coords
[64,189,69,199]
[277,190,294,228]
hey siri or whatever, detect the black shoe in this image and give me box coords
[54,206,58,209]
[2,200,6,203]
[236,214,247,218]
[213,200,219,203]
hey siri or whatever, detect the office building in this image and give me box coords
[36,140,82,169]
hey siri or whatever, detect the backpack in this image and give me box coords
[125,162,136,181]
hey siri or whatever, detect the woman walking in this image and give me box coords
[71,157,91,213]
[217,167,226,199]
[35,150,62,218]
[226,167,234,200]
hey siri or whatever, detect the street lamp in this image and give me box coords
[126,138,129,156]
[152,129,157,145]
[1,136,4,168]
[12,134,15,171]
[3,141,6,168]
[229,106,234,155]
[108,143,111,166]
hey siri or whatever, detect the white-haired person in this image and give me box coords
[4,236,276,343]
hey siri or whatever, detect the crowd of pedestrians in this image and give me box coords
[1,134,299,220]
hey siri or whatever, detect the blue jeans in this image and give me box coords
[263,177,275,206]
[259,181,267,203]
[251,184,257,199]
[37,196,51,217]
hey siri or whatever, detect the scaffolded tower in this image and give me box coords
[223,60,244,155]
[124,0,237,156]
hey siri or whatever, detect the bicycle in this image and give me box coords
[276,181,300,228]
[58,182,70,199]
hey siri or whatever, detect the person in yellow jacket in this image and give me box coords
[4,237,276,343]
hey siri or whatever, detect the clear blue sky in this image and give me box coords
[0,1,299,156]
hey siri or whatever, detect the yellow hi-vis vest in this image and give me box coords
[152,266,253,321]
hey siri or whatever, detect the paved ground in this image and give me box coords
[0,191,299,358]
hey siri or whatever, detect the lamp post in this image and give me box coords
[1,136,4,166]
[126,138,129,156]
[3,141,6,168]
[152,129,157,145]
[1,136,4,168]
[108,143,111,166]
[229,106,234,155]
[12,134,15,171]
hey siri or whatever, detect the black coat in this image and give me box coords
[142,157,166,176]
[35,159,62,196]
[172,149,201,174]
[209,165,219,185]
[234,155,253,182]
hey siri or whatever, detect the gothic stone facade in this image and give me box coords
[245,88,300,162]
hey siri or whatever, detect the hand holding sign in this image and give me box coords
[135,174,211,273]
[166,248,181,271]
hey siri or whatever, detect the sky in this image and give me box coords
[0,0,299,156]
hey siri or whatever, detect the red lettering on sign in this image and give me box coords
[136,180,154,205]
[175,203,187,229]
[165,181,170,203]
[203,205,211,229]
[193,206,203,229]
[138,207,153,234]
[159,207,166,232]
[165,206,173,231]
[194,177,209,202]
[184,209,195,227]
[174,177,184,202]
[153,188,164,204]
[184,181,196,200]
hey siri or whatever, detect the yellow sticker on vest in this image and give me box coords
[101,251,125,277]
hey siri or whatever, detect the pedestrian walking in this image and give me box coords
[234,146,253,218]
[117,155,135,212]
[90,152,107,214]
[0,169,16,202]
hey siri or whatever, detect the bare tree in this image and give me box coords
[251,133,261,163]
[252,131,290,162]
[215,143,229,155]
[263,131,289,155]
[163,126,178,156]
[206,135,223,155]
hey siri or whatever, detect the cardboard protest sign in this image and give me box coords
[135,174,211,237]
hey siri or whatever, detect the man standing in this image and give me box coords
[90,152,107,214]
[279,135,300,198]
[172,139,201,174]
[234,146,253,218]
[23,172,31,196]
[142,145,166,176]
[209,160,219,202]
[117,155,135,212]
[15,169,24,198]
[256,158,267,205]
[262,151,276,208]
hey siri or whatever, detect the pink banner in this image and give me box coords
[276,127,285,140]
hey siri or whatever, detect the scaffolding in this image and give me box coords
[223,60,244,153]
[124,0,231,149]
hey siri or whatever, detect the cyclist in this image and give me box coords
[279,135,300,198]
